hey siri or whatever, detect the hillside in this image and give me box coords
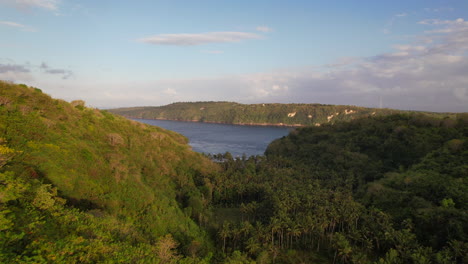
[108,101,451,127]
[207,113,468,263]
[1,81,467,263]
[0,81,218,263]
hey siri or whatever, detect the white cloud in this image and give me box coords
[0,20,25,28]
[393,45,426,52]
[252,83,289,97]
[272,84,288,91]
[453,87,468,101]
[202,50,224,54]
[0,0,59,10]
[163,88,177,96]
[230,18,468,111]
[256,26,273,33]
[138,31,262,46]
[424,7,454,13]
[85,16,468,111]
[0,20,35,31]
[15,18,467,113]
[419,18,468,26]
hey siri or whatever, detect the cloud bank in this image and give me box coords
[255,18,468,111]
[110,18,468,112]
[0,61,73,82]
[230,18,468,112]
[138,31,262,46]
[0,63,32,82]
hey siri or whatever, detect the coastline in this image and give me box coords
[127,116,306,127]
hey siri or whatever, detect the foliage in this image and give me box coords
[108,101,435,127]
[0,81,217,262]
[1,80,466,263]
[206,113,467,263]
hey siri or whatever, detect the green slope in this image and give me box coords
[206,113,467,263]
[109,101,452,127]
[0,81,218,262]
[2,81,466,263]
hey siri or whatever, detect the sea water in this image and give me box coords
[134,119,292,157]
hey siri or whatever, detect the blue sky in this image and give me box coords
[1,0,467,112]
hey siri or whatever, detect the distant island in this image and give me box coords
[109,101,453,127]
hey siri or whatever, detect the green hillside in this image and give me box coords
[0,81,217,263]
[1,81,466,263]
[108,101,452,127]
[207,113,468,263]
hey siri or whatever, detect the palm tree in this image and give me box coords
[219,222,231,254]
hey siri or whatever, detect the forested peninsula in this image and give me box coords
[108,102,453,127]
[1,81,467,263]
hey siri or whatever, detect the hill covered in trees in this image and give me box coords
[108,102,453,127]
[207,113,467,263]
[1,81,467,263]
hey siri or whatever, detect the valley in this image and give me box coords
[0,81,466,263]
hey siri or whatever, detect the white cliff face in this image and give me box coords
[288,112,297,117]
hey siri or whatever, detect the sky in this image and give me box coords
[0,0,467,112]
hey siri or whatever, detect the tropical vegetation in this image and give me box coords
[1,81,466,263]
[109,102,455,127]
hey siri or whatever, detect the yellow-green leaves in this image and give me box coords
[32,184,65,211]
[0,171,28,203]
[0,139,18,168]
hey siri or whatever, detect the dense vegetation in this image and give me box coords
[109,102,409,127]
[0,81,218,263]
[1,81,467,263]
[206,113,468,263]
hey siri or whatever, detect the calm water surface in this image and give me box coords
[134,119,292,157]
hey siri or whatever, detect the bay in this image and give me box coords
[134,119,292,157]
